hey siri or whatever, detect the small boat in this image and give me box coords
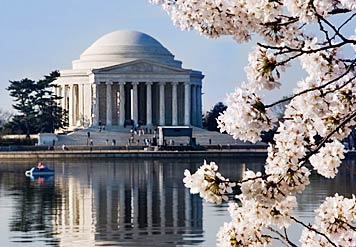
[25,163,54,177]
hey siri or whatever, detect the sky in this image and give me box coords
[0,0,303,113]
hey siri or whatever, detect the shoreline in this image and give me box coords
[0,148,355,161]
[0,148,268,160]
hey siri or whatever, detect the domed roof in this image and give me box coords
[72,30,182,70]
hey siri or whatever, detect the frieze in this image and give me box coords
[95,61,187,74]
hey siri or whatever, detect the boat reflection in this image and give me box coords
[27,174,54,184]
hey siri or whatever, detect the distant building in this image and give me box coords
[54,30,204,129]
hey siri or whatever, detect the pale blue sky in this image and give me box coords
[0,0,303,113]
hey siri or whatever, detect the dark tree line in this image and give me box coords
[5,71,68,135]
[203,102,227,132]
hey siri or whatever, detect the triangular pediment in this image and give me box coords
[92,60,189,74]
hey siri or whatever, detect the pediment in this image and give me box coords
[92,60,188,74]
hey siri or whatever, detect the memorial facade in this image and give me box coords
[54,30,204,129]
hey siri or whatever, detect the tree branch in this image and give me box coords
[266,226,297,247]
[302,109,356,164]
[291,216,337,247]
[265,59,356,108]
[338,13,356,32]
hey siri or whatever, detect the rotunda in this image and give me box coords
[54,30,204,129]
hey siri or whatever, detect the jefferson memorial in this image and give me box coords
[54,30,204,129]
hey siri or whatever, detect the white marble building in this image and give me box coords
[54,30,204,129]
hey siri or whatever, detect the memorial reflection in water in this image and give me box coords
[0,157,355,247]
[53,160,203,246]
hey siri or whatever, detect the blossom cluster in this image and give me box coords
[149,0,351,45]
[309,140,345,178]
[217,85,276,143]
[245,47,283,90]
[183,160,236,204]
[300,194,356,246]
[217,195,297,247]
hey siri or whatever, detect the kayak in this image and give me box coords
[25,166,54,176]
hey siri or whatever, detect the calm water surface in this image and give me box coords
[0,157,355,247]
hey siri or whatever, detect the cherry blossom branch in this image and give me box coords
[313,6,332,45]
[290,216,337,247]
[338,13,356,32]
[321,74,356,95]
[311,2,348,43]
[266,226,296,247]
[317,12,349,43]
[265,59,356,108]
[345,221,356,231]
[283,227,296,247]
[258,40,353,55]
[328,8,351,15]
[302,109,356,163]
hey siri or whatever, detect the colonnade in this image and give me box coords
[56,80,202,128]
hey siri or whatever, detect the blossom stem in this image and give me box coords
[302,109,356,163]
[266,226,297,247]
[265,59,356,108]
[291,216,337,246]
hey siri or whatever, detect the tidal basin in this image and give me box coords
[0,156,355,247]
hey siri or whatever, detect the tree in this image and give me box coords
[203,102,227,131]
[7,72,67,134]
[151,1,356,246]
[7,78,37,135]
[34,71,67,132]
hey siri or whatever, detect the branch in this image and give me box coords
[265,59,356,108]
[338,13,356,32]
[291,216,337,247]
[322,74,356,95]
[329,8,351,15]
[314,9,332,46]
[266,226,297,247]
[346,221,356,231]
[318,14,349,43]
[302,109,356,164]
[258,40,350,55]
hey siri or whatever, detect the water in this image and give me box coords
[0,157,355,247]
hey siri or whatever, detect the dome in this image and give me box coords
[72,30,182,70]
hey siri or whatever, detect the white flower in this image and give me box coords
[284,0,333,22]
[300,194,356,246]
[245,47,283,90]
[309,140,346,178]
[339,0,356,11]
[217,85,276,143]
[183,160,235,204]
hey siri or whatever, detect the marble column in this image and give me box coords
[73,84,78,126]
[68,84,74,127]
[119,82,125,126]
[146,82,153,126]
[132,81,139,126]
[92,83,99,126]
[61,85,66,110]
[191,84,197,126]
[197,85,203,128]
[106,82,113,126]
[78,84,84,126]
[184,82,191,126]
[159,82,165,126]
[171,82,178,126]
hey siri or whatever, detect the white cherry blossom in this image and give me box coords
[150,0,356,246]
[183,160,236,204]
